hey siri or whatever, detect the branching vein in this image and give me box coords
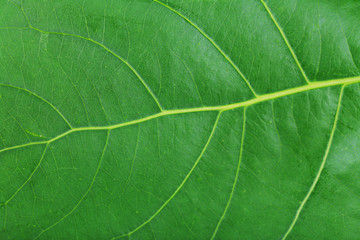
[1,76,359,155]
[0,2,358,238]
[211,107,247,239]
[111,112,222,239]
[0,84,73,129]
[281,86,345,239]
[28,26,164,112]
[259,0,310,84]
[0,144,48,206]
[33,130,110,240]
[152,0,259,97]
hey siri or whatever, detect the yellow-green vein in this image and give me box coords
[111,112,222,239]
[0,84,73,129]
[152,0,258,97]
[33,130,110,240]
[0,144,48,206]
[1,76,359,155]
[259,0,310,84]
[211,107,247,240]
[281,85,345,239]
[28,26,164,111]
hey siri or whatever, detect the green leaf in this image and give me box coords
[1,0,360,239]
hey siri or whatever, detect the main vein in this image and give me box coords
[281,85,345,239]
[0,75,359,154]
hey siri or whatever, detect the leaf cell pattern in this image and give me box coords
[0,0,360,239]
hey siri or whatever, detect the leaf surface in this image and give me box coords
[0,0,360,239]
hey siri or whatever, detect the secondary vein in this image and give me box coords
[33,130,111,240]
[281,85,345,239]
[0,144,49,206]
[0,84,73,129]
[28,26,164,112]
[259,0,310,84]
[211,107,247,239]
[152,0,259,97]
[111,112,222,239]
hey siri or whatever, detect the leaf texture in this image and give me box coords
[0,0,360,239]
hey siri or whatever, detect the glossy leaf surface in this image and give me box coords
[0,0,360,239]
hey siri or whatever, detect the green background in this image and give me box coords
[0,0,360,239]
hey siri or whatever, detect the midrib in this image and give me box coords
[1,75,359,154]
